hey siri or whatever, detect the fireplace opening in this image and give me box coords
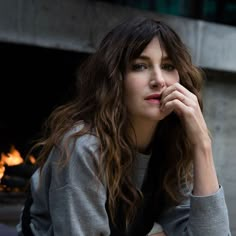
[0,41,89,202]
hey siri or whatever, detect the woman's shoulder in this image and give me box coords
[44,121,101,170]
[43,122,103,189]
[64,121,100,150]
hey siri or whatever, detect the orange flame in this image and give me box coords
[29,155,36,164]
[0,145,24,180]
[0,165,5,180]
[1,145,24,166]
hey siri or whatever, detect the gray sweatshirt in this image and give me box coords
[17,129,231,236]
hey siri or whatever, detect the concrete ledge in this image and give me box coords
[0,0,236,72]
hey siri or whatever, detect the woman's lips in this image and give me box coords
[145,93,162,104]
[145,98,161,104]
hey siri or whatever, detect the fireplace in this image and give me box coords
[0,41,89,225]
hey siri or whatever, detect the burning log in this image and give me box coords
[0,145,37,190]
[1,175,28,188]
[4,163,37,179]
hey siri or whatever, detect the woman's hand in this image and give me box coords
[160,82,209,146]
[160,82,219,196]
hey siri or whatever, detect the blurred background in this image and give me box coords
[0,0,235,235]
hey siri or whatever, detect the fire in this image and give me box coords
[1,145,24,166]
[29,155,36,164]
[0,145,26,180]
[0,165,5,180]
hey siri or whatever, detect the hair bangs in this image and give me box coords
[121,20,162,70]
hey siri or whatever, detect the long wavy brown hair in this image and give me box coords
[31,17,205,228]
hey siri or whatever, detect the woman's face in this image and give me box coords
[124,37,180,124]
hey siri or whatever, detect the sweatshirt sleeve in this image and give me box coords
[47,134,110,236]
[158,186,231,236]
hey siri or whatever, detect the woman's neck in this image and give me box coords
[130,118,159,154]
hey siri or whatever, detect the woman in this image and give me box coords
[17,16,231,235]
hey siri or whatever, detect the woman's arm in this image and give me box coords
[157,186,231,235]
[161,83,219,195]
[159,83,231,235]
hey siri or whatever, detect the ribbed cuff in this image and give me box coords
[189,185,229,224]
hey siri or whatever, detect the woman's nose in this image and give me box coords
[149,69,165,89]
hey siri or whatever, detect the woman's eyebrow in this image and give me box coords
[135,55,150,61]
[161,55,172,61]
[135,55,171,61]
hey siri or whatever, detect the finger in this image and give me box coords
[162,83,196,101]
[161,98,191,117]
[161,90,194,109]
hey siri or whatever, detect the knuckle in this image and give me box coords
[192,102,198,109]
[173,99,180,105]
[192,94,198,102]
[173,90,179,98]
[186,107,194,116]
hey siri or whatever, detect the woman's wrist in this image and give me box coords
[192,136,219,196]
[192,134,212,152]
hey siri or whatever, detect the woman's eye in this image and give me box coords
[131,63,147,71]
[161,63,175,71]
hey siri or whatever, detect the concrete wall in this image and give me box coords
[0,0,235,233]
[0,0,236,72]
[203,71,236,234]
